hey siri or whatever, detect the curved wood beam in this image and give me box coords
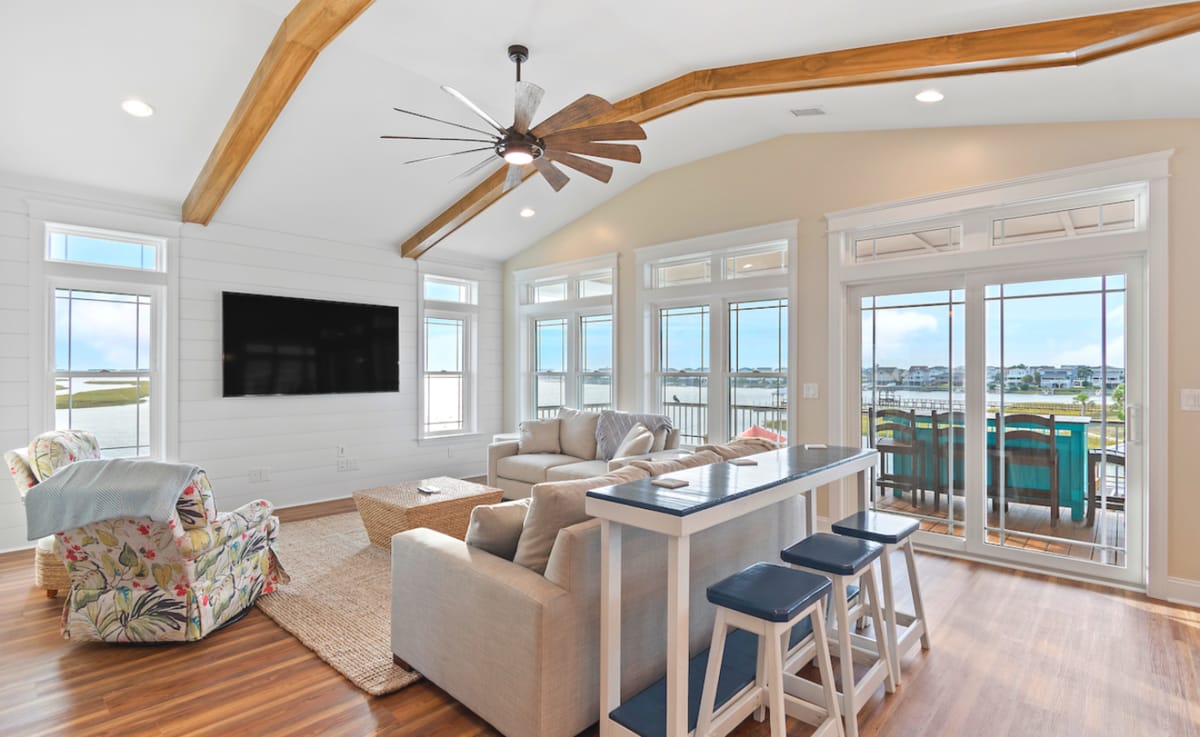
[401,1,1200,259]
[182,0,373,225]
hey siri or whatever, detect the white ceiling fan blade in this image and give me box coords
[512,81,545,134]
[503,163,527,192]
[442,86,507,135]
[454,155,503,181]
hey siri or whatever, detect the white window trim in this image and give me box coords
[417,265,479,442]
[824,151,1170,596]
[29,205,180,461]
[636,220,799,446]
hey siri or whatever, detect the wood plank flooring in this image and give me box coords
[2,501,1198,737]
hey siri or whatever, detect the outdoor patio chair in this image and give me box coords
[869,407,924,507]
[994,413,1060,527]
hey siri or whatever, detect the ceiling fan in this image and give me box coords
[382,44,646,192]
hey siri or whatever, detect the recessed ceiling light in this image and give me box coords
[519,207,536,218]
[121,98,155,117]
[915,89,944,103]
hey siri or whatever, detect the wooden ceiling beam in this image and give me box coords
[182,0,373,225]
[401,2,1200,259]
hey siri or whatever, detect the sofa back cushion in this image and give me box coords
[513,465,648,574]
[466,498,532,560]
[557,408,600,460]
[518,419,561,454]
[697,437,778,460]
[27,429,101,482]
[627,449,721,477]
[595,411,673,460]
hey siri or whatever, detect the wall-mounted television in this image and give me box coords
[222,292,399,397]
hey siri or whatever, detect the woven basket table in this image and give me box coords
[352,476,504,550]
[35,545,71,595]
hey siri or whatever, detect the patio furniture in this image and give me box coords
[930,410,967,512]
[869,407,923,507]
[1087,444,1126,526]
[994,413,1060,526]
[353,476,503,549]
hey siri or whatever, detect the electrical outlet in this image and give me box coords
[248,468,270,483]
[336,444,346,457]
[802,383,819,400]
[1183,389,1200,411]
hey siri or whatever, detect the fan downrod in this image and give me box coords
[508,44,529,81]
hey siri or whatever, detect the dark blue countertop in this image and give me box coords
[586,445,874,517]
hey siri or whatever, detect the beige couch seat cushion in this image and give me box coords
[465,498,532,560]
[518,419,561,454]
[613,423,654,459]
[496,453,579,485]
[512,465,649,574]
[545,459,610,482]
[557,408,600,460]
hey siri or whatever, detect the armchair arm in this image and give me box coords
[487,440,520,486]
[177,499,274,559]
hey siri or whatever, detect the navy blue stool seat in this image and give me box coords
[707,562,832,623]
[830,511,931,688]
[781,532,883,575]
[832,510,918,545]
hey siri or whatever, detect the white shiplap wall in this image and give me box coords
[0,177,503,551]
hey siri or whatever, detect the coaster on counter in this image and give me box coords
[650,477,689,489]
[804,443,828,450]
[728,458,758,466]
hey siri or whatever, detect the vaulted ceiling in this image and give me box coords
[2,1,1198,263]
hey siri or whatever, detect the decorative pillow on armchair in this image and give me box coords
[465,498,532,560]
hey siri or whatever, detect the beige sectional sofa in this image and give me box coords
[488,408,683,499]
[392,438,785,737]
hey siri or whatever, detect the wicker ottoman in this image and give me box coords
[353,476,504,550]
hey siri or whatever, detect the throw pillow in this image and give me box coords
[613,423,654,458]
[595,411,673,460]
[513,465,648,574]
[465,498,532,560]
[518,419,561,454]
[650,427,670,452]
[558,407,600,459]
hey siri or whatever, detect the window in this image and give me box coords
[992,200,1136,246]
[43,224,168,458]
[658,305,710,444]
[420,273,477,437]
[855,226,961,263]
[728,299,787,440]
[516,257,618,419]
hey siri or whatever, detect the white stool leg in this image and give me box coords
[754,628,767,722]
[765,620,787,737]
[695,609,728,737]
[861,566,896,694]
[833,577,858,737]
[878,546,901,685]
[810,600,846,737]
[903,538,931,649]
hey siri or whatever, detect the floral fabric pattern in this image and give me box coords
[27,429,101,482]
[56,469,286,643]
[5,449,37,494]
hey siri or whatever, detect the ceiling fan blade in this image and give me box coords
[401,146,494,165]
[533,158,569,192]
[454,156,503,181]
[546,151,613,184]
[545,141,641,163]
[381,135,496,143]
[512,81,545,134]
[543,120,646,145]
[442,86,507,135]
[530,94,614,138]
[391,107,496,138]
[503,163,527,192]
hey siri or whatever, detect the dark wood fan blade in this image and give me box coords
[545,141,641,163]
[542,120,646,146]
[546,151,613,183]
[454,155,503,181]
[391,107,496,138]
[533,158,569,192]
[503,163,527,192]
[401,147,494,165]
[512,81,544,134]
[442,86,507,134]
[529,94,614,138]
[381,135,496,143]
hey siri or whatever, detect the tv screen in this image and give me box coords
[222,292,399,397]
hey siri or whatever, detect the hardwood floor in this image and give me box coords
[2,502,1198,737]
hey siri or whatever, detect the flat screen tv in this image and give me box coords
[222,292,399,397]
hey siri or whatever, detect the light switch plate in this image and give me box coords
[1183,389,1200,411]
[802,383,819,399]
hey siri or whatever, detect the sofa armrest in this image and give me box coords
[178,499,274,558]
[487,440,520,486]
[391,528,575,737]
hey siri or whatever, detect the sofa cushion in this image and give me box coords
[595,411,673,460]
[496,453,579,485]
[466,498,532,560]
[545,459,609,482]
[27,429,101,482]
[518,419,561,454]
[613,423,655,459]
[628,450,722,477]
[650,427,669,452]
[697,437,777,460]
[513,465,648,574]
[557,408,600,460]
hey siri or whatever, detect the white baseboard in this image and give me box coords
[1163,576,1200,608]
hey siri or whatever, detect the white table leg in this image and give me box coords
[666,534,691,737]
[600,519,622,736]
[805,489,818,537]
[858,467,871,512]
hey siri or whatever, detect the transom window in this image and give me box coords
[47,224,161,271]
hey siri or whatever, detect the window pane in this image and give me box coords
[730,376,786,443]
[579,273,614,298]
[661,376,708,445]
[993,200,1136,246]
[581,314,612,372]
[659,305,709,373]
[535,318,567,372]
[855,227,960,262]
[48,232,157,270]
[725,247,787,279]
[424,276,474,304]
[425,317,464,372]
[424,374,464,433]
[655,259,711,287]
[535,374,566,417]
[57,376,150,456]
[55,289,146,372]
[729,299,786,373]
[533,281,568,303]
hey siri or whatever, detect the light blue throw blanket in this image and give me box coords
[25,458,202,540]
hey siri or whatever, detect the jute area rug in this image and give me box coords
[255,511,421,696]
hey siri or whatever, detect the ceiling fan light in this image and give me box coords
[504,150,534,165]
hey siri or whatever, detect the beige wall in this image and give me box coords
[503,120,1200,583]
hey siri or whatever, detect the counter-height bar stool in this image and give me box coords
[781,534,894,737]
[831,511,929,686]
[696,562,844,737]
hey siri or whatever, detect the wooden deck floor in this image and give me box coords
[1,503,1197,737]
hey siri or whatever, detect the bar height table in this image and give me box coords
[585,445,879,737]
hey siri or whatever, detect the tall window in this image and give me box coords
[729,298,787,440]
[45,225,166,458]
[533,317,567,417]
[580,314,613,411]
[658,305,710,444]
[421,274,477,437]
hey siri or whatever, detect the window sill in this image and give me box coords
[417,432,484,447]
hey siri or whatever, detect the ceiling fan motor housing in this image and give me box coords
[496,132,544,164]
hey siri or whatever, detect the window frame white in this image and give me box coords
[418,270,479,440]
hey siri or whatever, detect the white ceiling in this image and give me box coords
[1,1,1198,262]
